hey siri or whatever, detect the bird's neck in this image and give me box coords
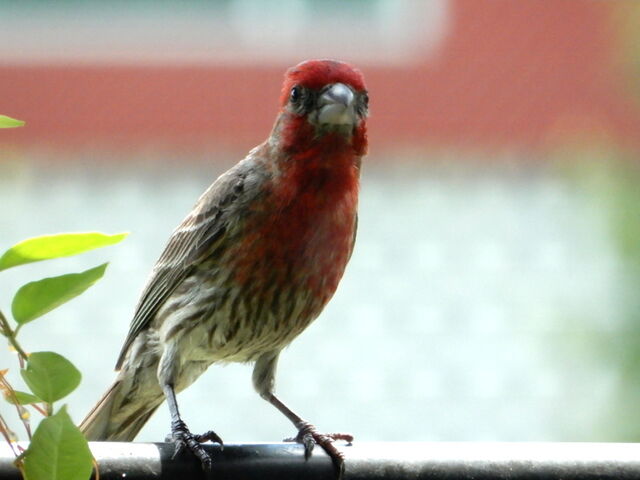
[266,112,366,202]
[270,143,361,212]
[270,111,368,159]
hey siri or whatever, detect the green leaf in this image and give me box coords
[12,263,108,324]
[3,389,41,405]
[23,405,93,480]
[21,352,81,403]
[0,231,127,271]
[0,115,25,128]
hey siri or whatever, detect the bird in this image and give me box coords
[80,59,369,475]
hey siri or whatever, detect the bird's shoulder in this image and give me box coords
[166,143,274,256]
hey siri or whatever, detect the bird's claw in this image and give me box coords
[168,420,222,471]
[193,429,224,447]
[284,421,352,477]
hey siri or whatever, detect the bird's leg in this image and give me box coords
[161,383,222,471]
[253,353,352,477]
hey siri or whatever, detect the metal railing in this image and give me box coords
[2,442,640,479]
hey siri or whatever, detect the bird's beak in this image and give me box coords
[317,83,357,127]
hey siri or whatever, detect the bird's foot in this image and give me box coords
[284,421,353,477]
[167,419,223,471]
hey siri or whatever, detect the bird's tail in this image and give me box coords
[80,377,163,441]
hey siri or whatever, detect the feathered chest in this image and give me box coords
[229,154,359,297]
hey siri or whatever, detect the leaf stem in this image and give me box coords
[0,310,29,367]
[31,403,48,416]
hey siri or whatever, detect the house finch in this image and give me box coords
[80,59,368,475]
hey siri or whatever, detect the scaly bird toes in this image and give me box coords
[284,421,352,478]
[168,420,222,471]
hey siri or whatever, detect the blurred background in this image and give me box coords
[2,0,640,445]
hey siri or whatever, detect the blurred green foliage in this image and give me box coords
[0,115,24,128]
[557,145,640,441]
[1,232,127,480]
[612,2,640,107]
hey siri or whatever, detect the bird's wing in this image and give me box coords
[114,161,256,370]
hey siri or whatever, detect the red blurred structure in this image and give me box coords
[2,0,639,155]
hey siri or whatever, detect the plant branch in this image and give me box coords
[0,374,32,440]
[0,412,20,457]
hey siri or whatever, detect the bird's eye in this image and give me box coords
[362,92,369,108]
[290,86,301,103]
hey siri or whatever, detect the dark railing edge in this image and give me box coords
[2,441,640,479]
